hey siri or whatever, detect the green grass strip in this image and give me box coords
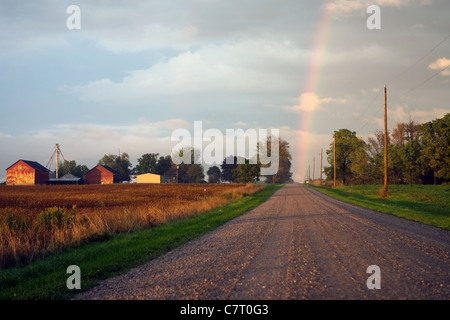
[310,184,450,230]
[0,184,284,300]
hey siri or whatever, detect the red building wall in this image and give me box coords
[84,165,114,184]
[35,170,50,184]
[6,160,49,185]
[6,161,34,185]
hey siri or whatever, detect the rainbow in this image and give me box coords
[296,2,334,181]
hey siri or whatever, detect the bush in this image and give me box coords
[2,213,30,233]
[37,206,77,230]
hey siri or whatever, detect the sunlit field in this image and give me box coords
[0,183,264,268]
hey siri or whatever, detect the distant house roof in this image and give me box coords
[48,173,81,183]
[60,173,80,180]
[6,159,49,171]
[86,164,120,175]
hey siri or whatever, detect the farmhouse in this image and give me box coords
[6,159,50,185]
[84,165,120,185]
[136,173,161,184]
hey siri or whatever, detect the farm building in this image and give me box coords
[136,173,161,184]
[47,173,81,185]
[5,159,50,185]
[84,165,120,185]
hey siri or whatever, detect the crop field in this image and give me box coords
[0,183,264,268]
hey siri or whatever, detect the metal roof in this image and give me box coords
[6,159,49,171]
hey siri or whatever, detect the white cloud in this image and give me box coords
[324,0,428,20]
[233,121,248,127]
[283,92,347,113]
[0,118,189,177]
[410,108,449,122]
[371,104,448,128]
[62,39,308,103]
[428,57,450,76]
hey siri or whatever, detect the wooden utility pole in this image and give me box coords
[313,156,315,181]
[333,133,336,187]
[383,85,388,195]
[320,148,323,187]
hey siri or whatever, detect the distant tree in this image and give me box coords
[57,160,89,178]
[186,165,205,183]
[401,139,422,184]
[156,155,173,176]
[135,153,159,174]
[207,166,221,183]
[99,152,132,182]
[258,136,292,183]
[391,123,407,147]
[173,147,204,183]
[73,164,89,178]
[220,156,237,182]
[391,120,420,147]
[420,113,450,183]
[405,120,421,142]
[387,144,406,184]
[366,130,385,184]
[325,129,366,185]
[58,160,77,175]
[233,158,261,183]
[367,130,385,158]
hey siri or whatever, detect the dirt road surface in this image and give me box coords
[74,184,449,300]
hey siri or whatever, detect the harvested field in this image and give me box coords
[0,183,264,268]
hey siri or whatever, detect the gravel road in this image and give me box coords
[74,184,449,300]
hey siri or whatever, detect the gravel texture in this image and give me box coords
[74,184,449,300]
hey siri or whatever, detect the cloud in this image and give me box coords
[323,0,430,20]
[62,39,308,104]
[371,104,448,128]
[283,92,347,113]
[428,57,450,76]
[0,118,189,178]
[233,121,248,127]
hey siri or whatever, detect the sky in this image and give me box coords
[0,0,449,182]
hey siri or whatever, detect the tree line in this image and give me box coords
[56,137,294,184]
[324,113,449,185]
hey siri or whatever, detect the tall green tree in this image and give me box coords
[420,113,450,183]
[186,165,205,183]
[258,136,293,183]
[156,155,173,176]
[98,152,132,182]
[57,160,89,178]
[325,129,367,185]
[173,147,204,183]
[220,156,237,182]
[401,139,422,184]
[135,153,159,174]
[207,166,221,183]
[232,158,261,183]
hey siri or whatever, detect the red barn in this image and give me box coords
[6,160,50,185]
[84,165,119,184]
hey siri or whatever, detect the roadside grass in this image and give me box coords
[0,184,284,300]
[310,184,450,230]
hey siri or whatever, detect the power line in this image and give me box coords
[352,34,450,134]
[354,90,382,128]
[388,34,450,84]
[397,65,449,98]
[356,101,384,133]
[357,65,449,134]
